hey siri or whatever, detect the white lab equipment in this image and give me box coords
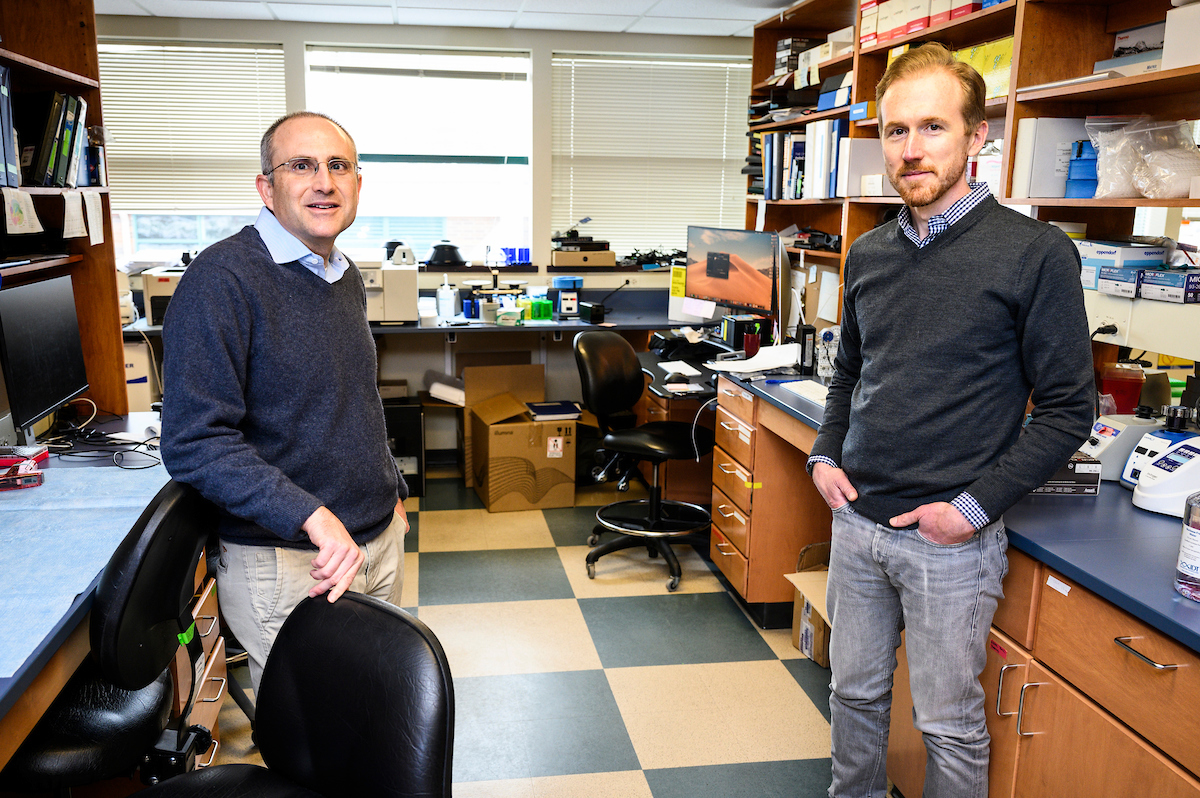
[1133,439,1200,516]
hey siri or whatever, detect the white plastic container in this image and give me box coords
[436,274,457,319]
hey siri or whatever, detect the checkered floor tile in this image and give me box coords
[216,476,833,796]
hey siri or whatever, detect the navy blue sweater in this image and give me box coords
[809,197,1094,528]
[161,227,405,548]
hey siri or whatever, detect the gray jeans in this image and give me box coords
[826,504,1008,798]
[215,510,407,694]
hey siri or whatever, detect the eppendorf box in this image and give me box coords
[1031,452,1101,495]
[471,392,576,512]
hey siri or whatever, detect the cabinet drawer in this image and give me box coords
[711,527,748,597]
[717,376,756,424]
[711,486,750,556]
[189,635,228,734]
[1014,660,1200,798]
[715,406,755,467]
[195,578,221,661]
[1035,570,1200,776]
[712,446,753,512]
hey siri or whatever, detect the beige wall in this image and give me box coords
[95,16,751,281]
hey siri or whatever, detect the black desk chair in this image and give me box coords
[0,480,218,795]
[137,593,455,798]
[574,330,715,591]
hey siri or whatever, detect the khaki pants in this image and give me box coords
[215,511,407,694]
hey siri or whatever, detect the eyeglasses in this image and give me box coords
[264,157,361,179]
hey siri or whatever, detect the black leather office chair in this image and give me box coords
[136,593,456,798]
[574,330,715,591]
[0,480,218,794]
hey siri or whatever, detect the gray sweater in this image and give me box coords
[161,227,405,548]
[809,196,1094,528]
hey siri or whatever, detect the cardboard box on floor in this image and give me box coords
[785,541,831,667]
[459,364,545,488]
[470,392,577,512]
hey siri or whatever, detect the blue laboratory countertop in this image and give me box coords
[730,375,1200,655]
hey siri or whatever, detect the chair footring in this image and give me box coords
[595,499,710,537]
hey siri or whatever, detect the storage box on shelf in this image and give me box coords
[0,0,125,417]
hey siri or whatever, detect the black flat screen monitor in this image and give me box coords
[684,226,778,316]
[0,276,89,436]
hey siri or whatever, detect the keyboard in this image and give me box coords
[782,379,828,406]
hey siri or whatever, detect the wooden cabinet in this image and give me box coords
[632,386,713,506]
[170,554,225,769]
[710,376,831,622]
[1013,661,1200,798]
[888,561,1200,797]
[0,0,126,416]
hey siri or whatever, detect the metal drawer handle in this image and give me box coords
[717,463,741,475]
[1015,682,1047,737]
[720,388,738,397]
[201,676,227,703]
[198,739,219,768]
[995,663,1023,717]
[715,542,735,556]
[717,504,736,518]
[720,421,739,431]
[197,616,217,637]
[1114,636,1181,670]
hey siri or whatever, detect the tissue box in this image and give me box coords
[1139,269,1200,304]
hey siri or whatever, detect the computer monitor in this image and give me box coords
[684,226,778,318]
[0,275,89,443]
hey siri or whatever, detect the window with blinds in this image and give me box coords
[551,54,751,256]
[97,42,286,212]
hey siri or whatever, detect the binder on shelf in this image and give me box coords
[0,66,17,188]
[1010,116,1087,199]
[836,138,900,198]
[65,96,88,189]
[52,95,78,188]
[14,91,67,186]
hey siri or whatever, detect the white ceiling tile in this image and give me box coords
[94,0,152,13]
[628,16,749,35]
[395,0,523,8]
[268,3,393,22]
[270,0,392,5]
[650,0,773,20]
[393,7,519,27]
[514,12,638,32]
[135,0,273,18]
[520,0,655,13]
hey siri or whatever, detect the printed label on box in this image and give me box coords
[547,437,564,458]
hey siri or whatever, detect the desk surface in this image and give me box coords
[0,419,169,722]
[728,374,1200,656]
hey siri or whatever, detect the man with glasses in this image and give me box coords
[161,112,409,694]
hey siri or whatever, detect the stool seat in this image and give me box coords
[602,422,715,463]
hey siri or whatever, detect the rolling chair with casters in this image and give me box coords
[0,480,220,795]
[136,593,455,798]
[573,330,716,591]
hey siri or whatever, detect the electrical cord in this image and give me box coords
[692,396,719,462]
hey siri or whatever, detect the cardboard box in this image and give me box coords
[1162,3,1200,72]
[1139,269,1200,304]
[930,0,951,25]
[1097,265,1143,298]
[460,364,545,488]
[551,250,616,267]
[1030,452,1101,495]
[848,100,876,121]
[951,0,981,18]
[1076,240,1167,269]
[860,9,879,45]
[470,392,577,512]
[907,0,931,33]
[785,542,832,667]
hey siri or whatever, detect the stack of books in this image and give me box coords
[525,401,581,421]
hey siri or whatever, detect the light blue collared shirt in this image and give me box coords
[253,207,349,284]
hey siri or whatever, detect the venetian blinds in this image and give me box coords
[97,42,286,211]
[551,54,751,256]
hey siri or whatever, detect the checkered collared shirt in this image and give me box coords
[898,180,992,248]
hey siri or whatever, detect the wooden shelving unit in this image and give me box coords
[0,0,126,416]
[749,0,1198,342]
